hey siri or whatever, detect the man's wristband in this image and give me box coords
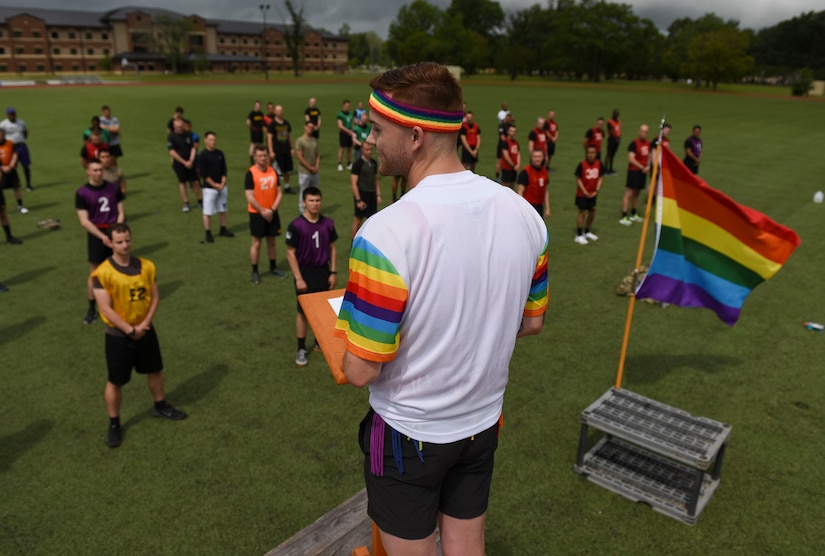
[330,271,337,274]
[356,198,362,203]
[128,327,136,337]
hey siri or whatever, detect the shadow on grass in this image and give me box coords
[24,201,60,212]
[122,363,230,430]
[16,228,60,242]
[28,180,71,190]
[625,353,742,384]
[0,419,54,473]
[132,241,169,257]
[124,172,151,180]
[158,279,183,299]
[0,316,46,347]
[4,266,55,285]
[127,211,158,223]
[228,222,248,234]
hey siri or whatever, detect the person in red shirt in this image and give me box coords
[517,149,550,219]
[459,111,481,171]
[499,125,520,188]
[620,124,651,226]
[527,117,548,163]
[544,110,559,170]
[605,108,621,175]
[574,145,604,244]
[583,117,605,160]
[80,130,110,169]
[651,122,672,151]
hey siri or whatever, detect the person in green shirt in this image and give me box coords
[336,100,355,172]
[352,112,371,162]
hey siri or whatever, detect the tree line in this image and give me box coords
[342,0,825,90]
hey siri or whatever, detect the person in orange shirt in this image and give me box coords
[244,144,286,284]
[0,129,22,243]
[499,125,520,188]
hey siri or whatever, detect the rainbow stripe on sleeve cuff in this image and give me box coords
[335,236,408,362]
[524,231,549,316]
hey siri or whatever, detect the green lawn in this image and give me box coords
[0,78,823,555]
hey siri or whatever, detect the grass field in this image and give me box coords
[0,77,823,555]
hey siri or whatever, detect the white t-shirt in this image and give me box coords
[0,118,27,143]
[99,115,121,145]
[497,109,509,124]
[336,171,549,443]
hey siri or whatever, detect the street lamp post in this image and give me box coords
[260,4,270,80]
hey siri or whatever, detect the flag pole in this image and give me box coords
[614,115,666,390]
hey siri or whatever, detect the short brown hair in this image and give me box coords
[369,62,462,114]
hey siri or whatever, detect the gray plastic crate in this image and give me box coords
[574,388,731,525]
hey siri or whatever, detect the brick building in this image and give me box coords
[0,5,347,75]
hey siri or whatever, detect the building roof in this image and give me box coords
[209,19,289,36]
[101,6,191,22]
[0,6,107,28]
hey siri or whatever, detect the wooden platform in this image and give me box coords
[266,490,372,556]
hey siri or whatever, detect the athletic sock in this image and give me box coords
[17,199,23,207]
[269,259,276,271]
[88,299,96,311]
[23,166,31,187]
[585,228,590,234]
[252,264,259,273]
[109,416,120,428]
[154,400,168,411]
[577,228,583,236]
[298,337,306,351]
[3,224,10,240]
[622,212,628,217]
[631,209,637,216]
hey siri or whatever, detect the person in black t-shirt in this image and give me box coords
[166,118,201,212]
[246,100,265,164]
[349,142,381,239]
[197,131,234,243]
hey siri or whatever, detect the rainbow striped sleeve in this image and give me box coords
[637,147,800,326]
[524,231,550,316]
[335,236,408,362]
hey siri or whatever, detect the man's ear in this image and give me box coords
[410,125,424,152]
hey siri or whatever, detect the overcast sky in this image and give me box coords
[11,0,824,38]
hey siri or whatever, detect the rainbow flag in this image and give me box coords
[636,146,801,326]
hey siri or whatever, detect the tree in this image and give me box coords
[348,31,384,68]
[386,0,442,65]
[684,27,754,89]
[751,11,825,78]
[283,0,307,76]
[662,13,738,83]
[446,0,504,39]
[153,15,195,73]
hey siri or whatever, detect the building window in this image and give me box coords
[55,64,62,71]
[34,47,43,55]
[87,48,94,55]
[148,64,155,71]
[231,38,236,44]
[0,47,4,54]
[89,64,96,70]
[33,30,41,38]
[103,49,110,56]
[220,38,224,44]
[15,47,24,55]
[242,38,247,44]
[13,30,22,38]
[19,64,27,72]
[85,32,92,40]
[70,48,78,55]
[69,32,76,39]
[0,65,7,72]
[315,43,319,47]
[102,33,108,40]
[72,64,79,71]
[37,64,45,71]
[51,31,58,39]
[254,39,259,45]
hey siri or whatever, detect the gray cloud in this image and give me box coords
[10,0,824,38]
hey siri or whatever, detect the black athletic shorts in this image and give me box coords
[173,163,198,184]
[295,266,331,313]
[109,144,124,158]
[339,132,353,148]
[575,196,597,211]
[500,169,516,183]
[626,170,647,191]
[105,326,164,386]
[354,191,377,219]
[359,408,500,540]
[607,136,620,156]
[0,187,6,210]
[683,158,699,175]
[546,142,556,156]
[461,148,478,165]
[274,149,294,174]
[250,130,264,144]
[1,168,20,190]
[249,211,281,238]
[88,232,113,264]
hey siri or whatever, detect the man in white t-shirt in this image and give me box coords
[335,63,549,556]
[496,101,509,124]
[0,107,32,192]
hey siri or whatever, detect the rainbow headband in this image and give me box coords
[369,89,463,133]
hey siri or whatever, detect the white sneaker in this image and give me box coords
[629,214,644,223]
[574,235,588,245]
[182,203,191,213]
[295,348,308,366]
[619,216,632,226]
[337,163,343,172]
[17,206,29,214]
[346,163,353,170]
[585,232,599,241]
